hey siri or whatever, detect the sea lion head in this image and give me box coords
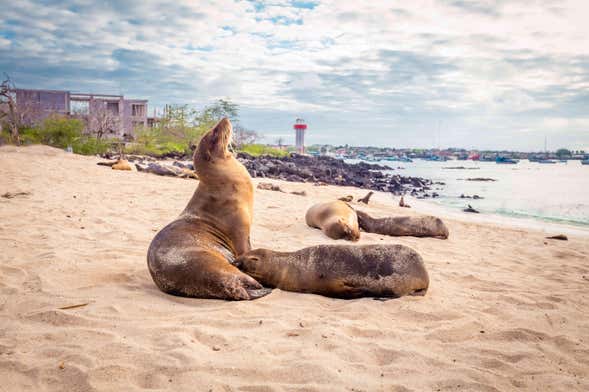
[233,248,273,280]
[326,219,360,241]
[433,217,449,239]
[194,117,233,165]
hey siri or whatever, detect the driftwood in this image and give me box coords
[546,234,568,241]
[1,191,31,199]
[338,195,353,202]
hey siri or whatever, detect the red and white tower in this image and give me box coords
[293,118,307,154]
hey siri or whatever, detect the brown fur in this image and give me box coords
[111,159,132,171]
[305,200,360,241]
[234,245,429,299]
[147,118,270,300]
[356,210,449,239]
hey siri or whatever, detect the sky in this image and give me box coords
[1,0,588,151]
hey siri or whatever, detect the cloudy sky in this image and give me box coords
[1,0,587,151]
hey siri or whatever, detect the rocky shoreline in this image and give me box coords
[137,154,442,198]
[238,153,442,198]
[114,153,442,198]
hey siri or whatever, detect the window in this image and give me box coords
[132,104,145,117]
[70,100,89,115]
[107,102,119,115]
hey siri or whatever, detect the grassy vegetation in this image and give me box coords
[1,99,281,159]
[13,115,112,155]
[124,127,195,157]
[238,143,289,157]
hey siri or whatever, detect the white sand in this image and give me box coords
[1,145,588,391]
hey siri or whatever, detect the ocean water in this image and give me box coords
[348,159,589,228]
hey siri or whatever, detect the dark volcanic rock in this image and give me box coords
[237,153,438,198]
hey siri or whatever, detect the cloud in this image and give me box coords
[0,0,588,150]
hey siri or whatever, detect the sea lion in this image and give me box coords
[147,118,271,300]
[399,196,410,208]
[356,210,449,239]
[358,191,374,204]
[463,204,479,213]
[111,159,132,171]
[305,200,360,241]
[234,244,429,299]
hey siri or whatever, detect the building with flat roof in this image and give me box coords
[11,88,149,140]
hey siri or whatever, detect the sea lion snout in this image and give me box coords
[195,118,233,163]
[233,254,260,270]
[343,224,360,241]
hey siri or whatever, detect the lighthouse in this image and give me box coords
[293,118,307,154]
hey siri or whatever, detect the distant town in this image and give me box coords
[280,144,588,163]
[2,86,587,164]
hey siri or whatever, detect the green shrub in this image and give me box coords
[72,137,111,155]
[18,117,110,155]
[19,127,44,145]
[239,144,289,157]
[38,115,85,148]
[125,125,205,157]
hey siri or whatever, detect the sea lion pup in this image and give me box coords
[356,210,449,239]
[234,245,429,299]
[305,200,360,241]
[147,118,271,300]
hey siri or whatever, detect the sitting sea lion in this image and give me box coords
[356,210,449,239]
[234,244,429,299]
[358,191,374,204]
[147,118,271,300]
[399,195,410,208]
[305,200,360,241]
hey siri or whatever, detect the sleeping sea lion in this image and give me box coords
[305,200,360,241]
[147,118,271,300]
[234,244,429,299]
[356,210,449,239]
[111,159,132,171]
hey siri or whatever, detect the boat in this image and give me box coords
[496,157,518,164]
[424,155,447,162]
[582,159,589,165]
[537,159,557,164]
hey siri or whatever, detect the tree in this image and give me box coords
[0,75,21,144]
[0,74,44,145]
[200,99,239,125]
[556,148,571,158]
[87,102,120,140]
[233,124,260,147]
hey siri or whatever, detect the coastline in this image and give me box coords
[408,197,589,238]
[1,145,588,391]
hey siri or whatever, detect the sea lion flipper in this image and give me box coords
[246,287,273,299]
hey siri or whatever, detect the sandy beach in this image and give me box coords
[1,145,588,392]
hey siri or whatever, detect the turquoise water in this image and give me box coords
[348,159,589,227]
